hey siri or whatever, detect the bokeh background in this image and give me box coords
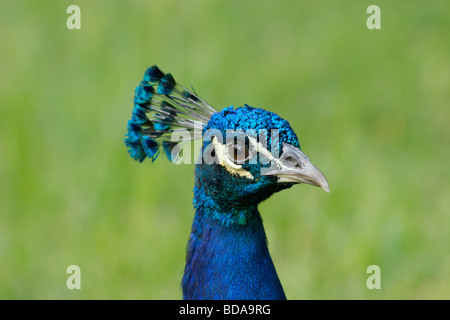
[0,0,449,299]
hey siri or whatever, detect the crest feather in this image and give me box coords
[124,65,217,163]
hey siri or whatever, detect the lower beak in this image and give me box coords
[272,164,330,193]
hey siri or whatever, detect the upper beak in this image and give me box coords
[262,143,330,193]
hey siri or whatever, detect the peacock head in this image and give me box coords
[125,66,329,211]
[195,104,329,209]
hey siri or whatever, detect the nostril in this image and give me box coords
[285,156,302,169]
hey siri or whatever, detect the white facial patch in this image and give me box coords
[210,134,293,179]
[211,137,254,179]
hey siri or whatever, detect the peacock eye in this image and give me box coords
[227,137,253,164]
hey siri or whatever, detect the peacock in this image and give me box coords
[124,65,329,300]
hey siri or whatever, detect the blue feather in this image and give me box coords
[143,65,165,83]
[131,105,150,125]
[162,141,178,162]
[141,136,160,162]
[134,81,154,106]
[156,73,176,95]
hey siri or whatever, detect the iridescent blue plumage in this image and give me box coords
[205,105,300,152]
[124,66,329,300]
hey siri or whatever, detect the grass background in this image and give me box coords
[0,0,449,299]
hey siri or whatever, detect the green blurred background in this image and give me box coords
[0,0,449,299]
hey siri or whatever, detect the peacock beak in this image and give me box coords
[262,143,330,193]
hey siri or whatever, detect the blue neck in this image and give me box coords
[182,180,286,300]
